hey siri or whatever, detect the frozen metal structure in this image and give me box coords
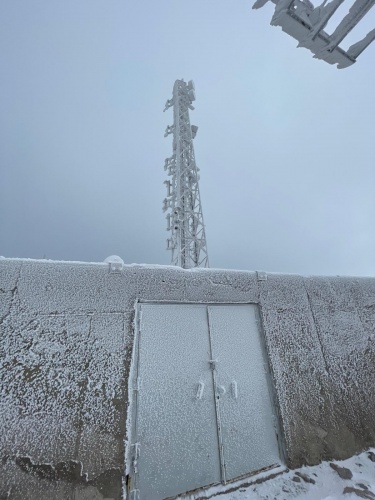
[129,303,279,499]
[163,79,209,268]
[253,0,375,68]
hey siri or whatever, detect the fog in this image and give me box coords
[1,1,374,276]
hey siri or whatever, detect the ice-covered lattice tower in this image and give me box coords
[253,0,375,69]
[163,79,209,269]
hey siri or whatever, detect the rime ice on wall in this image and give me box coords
[0,260,128,500]
[303,277,375,457]
[259,273,375,467]
[0,258,374,498]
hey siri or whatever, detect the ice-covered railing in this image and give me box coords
[253,0,375,68]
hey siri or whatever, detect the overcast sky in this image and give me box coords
[1,0,374,276]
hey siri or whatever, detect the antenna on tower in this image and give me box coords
[163,79,209,269]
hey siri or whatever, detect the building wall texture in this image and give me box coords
[0,258,374,499]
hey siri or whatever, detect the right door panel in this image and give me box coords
[208,304,279,481]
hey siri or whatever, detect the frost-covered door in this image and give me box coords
[133,304,221,500]
[208,304,279,481]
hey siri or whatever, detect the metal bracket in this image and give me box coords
[166,238,176,250]
[163,98,174,112]
[109,262,123,273]
[164,125,174,137]
[257,271,267,281]
[164,180,172,196]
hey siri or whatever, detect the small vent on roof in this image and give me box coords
[104,255,124,274]
[257,271,267,281]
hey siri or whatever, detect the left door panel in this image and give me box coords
[132,304,221,500]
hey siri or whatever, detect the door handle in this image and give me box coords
[196,381,205,400]
[232,381,238,400]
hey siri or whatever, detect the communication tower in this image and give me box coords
[253,0,375,69]
[163,80,209,269]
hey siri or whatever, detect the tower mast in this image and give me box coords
[163,79,209,269]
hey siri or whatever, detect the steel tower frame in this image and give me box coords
[253,0,375,69]
[163,79,209,269]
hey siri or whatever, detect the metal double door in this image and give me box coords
[129,304,279,499]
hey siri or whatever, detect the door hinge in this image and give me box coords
[132,442,141,458]
[137,308,143,332]
[131,443,141,474]
[133,377,140,392]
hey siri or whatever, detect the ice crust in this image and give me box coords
[0,257,374,498]
[253,0,375,68]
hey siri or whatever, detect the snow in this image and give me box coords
[182,449,375,499]
[104,255,125,264]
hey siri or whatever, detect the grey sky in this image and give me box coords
[1,1,374,276]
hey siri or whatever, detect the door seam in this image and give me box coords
[206,305,227,485]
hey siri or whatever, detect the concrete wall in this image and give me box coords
[0,258,374,499]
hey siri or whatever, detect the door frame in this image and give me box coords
[125,300,285,498]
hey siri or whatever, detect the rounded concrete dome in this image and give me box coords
[103,255,124,264]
